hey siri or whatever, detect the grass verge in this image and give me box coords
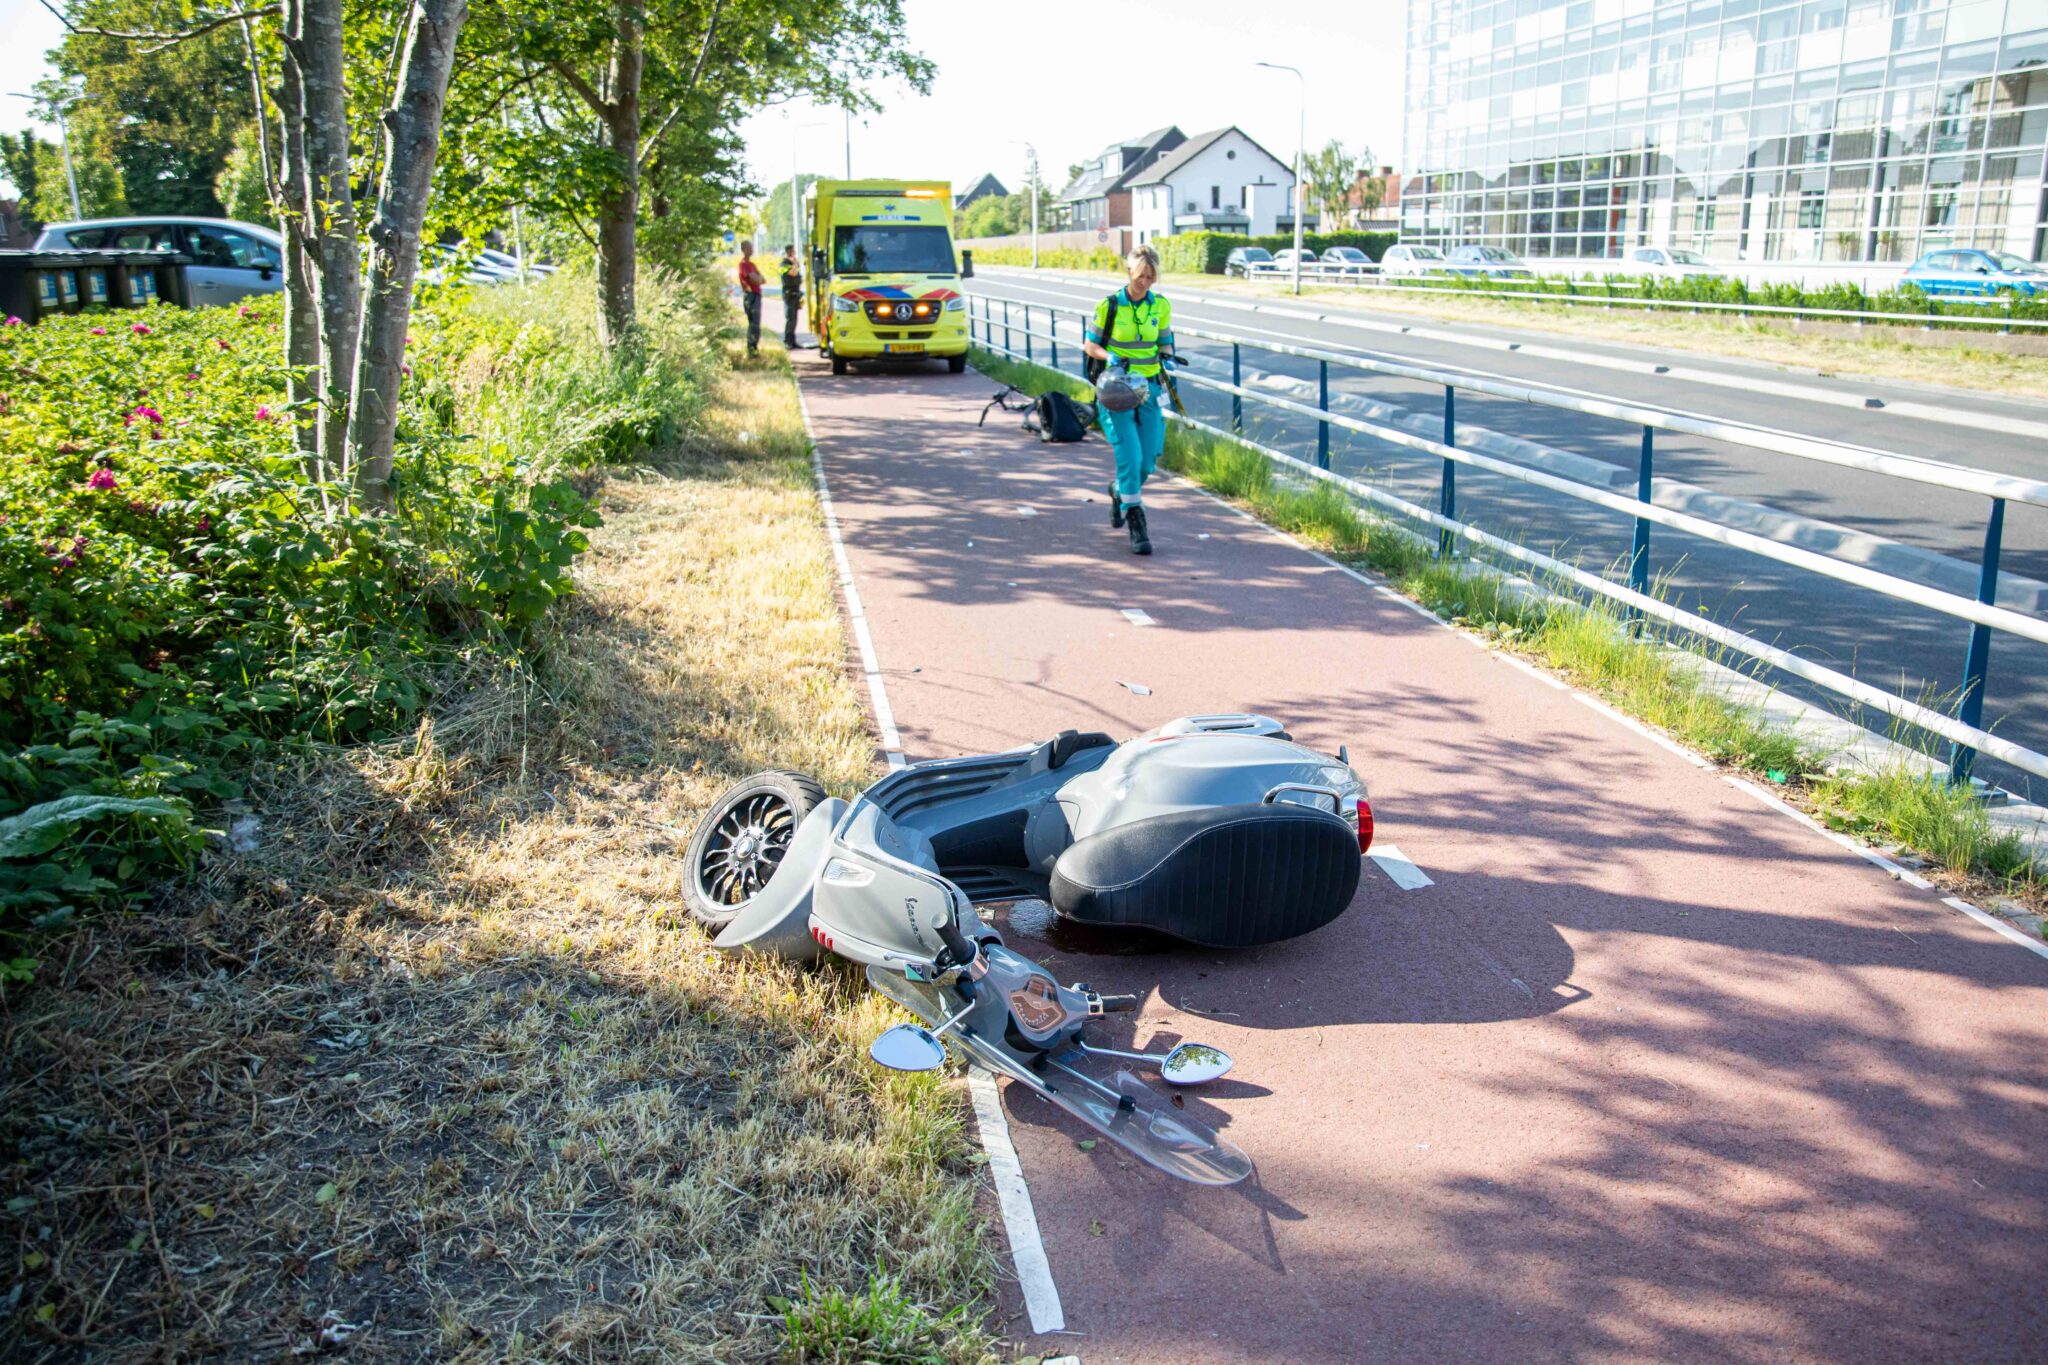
[0,342,1000,1362]
[973,344,2042,917]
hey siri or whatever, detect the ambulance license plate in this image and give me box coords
[883,343,924,354]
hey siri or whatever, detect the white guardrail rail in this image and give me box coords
[966,293,2048,787]
[1237,261,2048,330]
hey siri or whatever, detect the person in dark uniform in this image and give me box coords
[779,245,803,348]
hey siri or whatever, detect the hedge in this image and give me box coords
[1152,230,1402,273]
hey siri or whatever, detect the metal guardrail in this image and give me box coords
[967,292,2048,786]
[1236,260,2048,330]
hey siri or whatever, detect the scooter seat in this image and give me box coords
[1049,803,1361,948]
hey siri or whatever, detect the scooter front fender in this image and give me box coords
[710,797,848,961]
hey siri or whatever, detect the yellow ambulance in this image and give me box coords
[804,179,972,374]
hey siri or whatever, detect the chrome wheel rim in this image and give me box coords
[695,792,798,908]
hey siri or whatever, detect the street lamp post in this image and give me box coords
[1256,62,1306,296]
[9,90,82,219]
[1011,140,1040,269]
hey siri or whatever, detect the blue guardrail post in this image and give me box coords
[1438,386,1457,560]
[1023,303,1033,362]
[1231,342,1243,434]
[1049,307,1059,373]
[1948,497,2006,787]
[1002,299,1012,355]
[1318,359,1330,470]
[1630,426,1654,629]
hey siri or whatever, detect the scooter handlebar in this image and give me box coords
[1096,992,1141,1014]
[937,917,978,969]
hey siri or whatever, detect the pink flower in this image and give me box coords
[237,306,254,319]
[197,516,211,535]
[90,326,107,336]
[86,469,118,492]
[125,405,164,428]
[3,316,21,326]
[131,322,152,335]
[255,404,273,422]
[215,339,231,351]
[185,371,200,381]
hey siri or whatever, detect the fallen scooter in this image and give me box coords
[684,715,1373,1184]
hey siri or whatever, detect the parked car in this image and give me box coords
[1377,244,1454,277]
[1271,248,1320,274]
[475,247,555,278]
[1448,245,1534,279]
[1903,249,2046,299]
[1318,245,1373,275]
[1625,246,1724,280]
[36,215,284,307]
[1223,245,1274,278]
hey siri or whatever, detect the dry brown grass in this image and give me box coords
[0,346,1001,1362]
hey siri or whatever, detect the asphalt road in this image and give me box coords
[971,270,2048,796]
[792,341,2048,1363]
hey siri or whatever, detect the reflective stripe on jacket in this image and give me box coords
[1087,289,1174,377]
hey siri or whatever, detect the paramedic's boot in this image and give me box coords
[1107,483,1125,528]
[1126,504,1152,556]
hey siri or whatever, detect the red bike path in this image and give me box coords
[788,335,2048,1364]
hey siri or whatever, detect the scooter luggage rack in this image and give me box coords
[866,967,1252,1186]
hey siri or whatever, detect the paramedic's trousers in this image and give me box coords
[782,292,801,345]
[1099,379,1166,505]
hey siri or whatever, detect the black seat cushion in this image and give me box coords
[1050,803,1361,948]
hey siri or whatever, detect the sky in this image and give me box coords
[0,0,1409,200]
[735,0,1409,199]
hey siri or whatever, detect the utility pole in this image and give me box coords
[12,90,84,219]
[1257,62,1306,296]
[1012,140,1040,269]
[843,106,852,178]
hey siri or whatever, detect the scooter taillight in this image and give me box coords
[1356,798,1375,853]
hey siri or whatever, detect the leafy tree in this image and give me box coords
[53,0,256,216]
[1302,138,1359,230]
[214,122,276,227]
[1,132,48,221]
[959,192,1021,240]
[1356,157,1386,219]
[442,0,932,348]
[760,171,825,250]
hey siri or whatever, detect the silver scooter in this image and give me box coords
[686,715,1373,1185]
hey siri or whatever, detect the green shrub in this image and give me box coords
[1155,232,1247,274]
[964,244,1123,271]
[1250,230,1399,261]
[0,273,717,972]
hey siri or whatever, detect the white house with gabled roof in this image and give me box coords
[1124,127,1307,244]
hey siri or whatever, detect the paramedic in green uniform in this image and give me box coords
[1084,244,1175,555]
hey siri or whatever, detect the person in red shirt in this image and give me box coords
[736,240,765,354]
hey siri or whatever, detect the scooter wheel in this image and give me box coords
[683,770,827,930]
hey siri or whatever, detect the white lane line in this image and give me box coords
[1942,897,2048,962]
[1120,608,1156,626]
[795,366,1066,1329]
[968,1068,1066,1334]
[1369,843,1434,890]
[1572,691,1711,768]
[1721,775,1937,889]
[800,383,907,770]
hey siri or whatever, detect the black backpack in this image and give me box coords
[1027,391,1093,443]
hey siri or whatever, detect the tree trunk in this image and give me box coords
[274,42,320,477]
[290,0,361,481]
[348,0,468,508]
[593,7,642,349]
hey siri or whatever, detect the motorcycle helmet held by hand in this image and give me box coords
[1095,368,1144,413]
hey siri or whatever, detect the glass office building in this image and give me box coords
[1401,0,2048,263]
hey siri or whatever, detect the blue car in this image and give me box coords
[1903,248,2047,299]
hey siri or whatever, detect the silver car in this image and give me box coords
[35,216,285,307]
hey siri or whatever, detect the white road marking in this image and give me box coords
[1120,608,1156,626]
[1369,843,1434,890]
[1942,897,2048,962]
[1017,504,1039,517]
[1572,691,1711,767]
[797,368,1065,1323]
[968,1068,1066,1334]
[985,271,2048,442]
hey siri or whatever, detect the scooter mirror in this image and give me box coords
[869,1023,947,1073]
[1160,1042,1233,1086]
